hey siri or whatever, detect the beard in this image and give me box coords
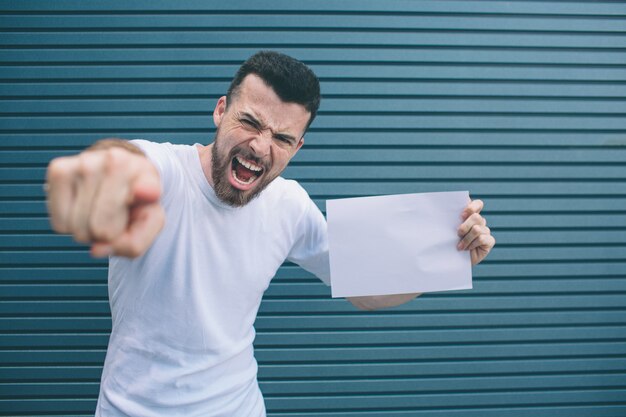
[210,133,275,208]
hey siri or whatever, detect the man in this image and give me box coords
[46,51,495,416]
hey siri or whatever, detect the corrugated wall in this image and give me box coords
[1,1,626,416]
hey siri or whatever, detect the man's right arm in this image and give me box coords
[45,138,165,258]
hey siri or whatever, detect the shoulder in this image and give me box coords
[129,140,197,171]
[130,139,172,154]
[130,139,184,160]
[130,139,176,168]
[128,140,194,203]
[257,178,322,230]
[265,177,312,208]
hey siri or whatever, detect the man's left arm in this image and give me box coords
[347,198,496,311]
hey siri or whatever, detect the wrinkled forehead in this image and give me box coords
[231,75,311,136]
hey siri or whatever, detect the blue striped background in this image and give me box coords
[1,1,625,416]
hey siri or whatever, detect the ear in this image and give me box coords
[295,137,304,153]
[213,96,227,127]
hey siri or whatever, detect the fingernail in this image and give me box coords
[457,242,464,250]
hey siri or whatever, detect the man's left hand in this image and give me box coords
[457,199,496,265]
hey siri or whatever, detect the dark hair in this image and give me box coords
[227,51,321,132]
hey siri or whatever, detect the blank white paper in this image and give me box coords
[327,191,472,298]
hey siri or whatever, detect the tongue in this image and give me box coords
[235,163,256,182]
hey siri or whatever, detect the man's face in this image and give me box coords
[209,74,309,207]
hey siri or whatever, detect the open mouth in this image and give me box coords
[231,155,264,188]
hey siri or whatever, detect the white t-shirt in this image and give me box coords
[95,140,330,417]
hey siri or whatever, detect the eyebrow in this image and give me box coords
[240,112,298,143]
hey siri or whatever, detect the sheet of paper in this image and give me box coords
[327,191,472,298]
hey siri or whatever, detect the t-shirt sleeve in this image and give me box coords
[287,195,331,286]
[130,139,180,205]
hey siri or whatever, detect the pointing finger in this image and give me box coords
[90,166,131,243]
[109,203,165,258]
[129,172,161,206]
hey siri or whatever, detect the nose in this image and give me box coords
[249,130,271,158]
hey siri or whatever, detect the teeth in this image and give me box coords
[232,170,257,185]
[236,156,262,172]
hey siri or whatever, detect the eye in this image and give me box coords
[240,118,257,129]
[275,135,292,144]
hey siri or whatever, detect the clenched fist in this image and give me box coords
[45,140,165,258]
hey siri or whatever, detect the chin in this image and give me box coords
[214,172,271,208]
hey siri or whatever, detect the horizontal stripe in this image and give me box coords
[0,132,623,148]
[0,261,624,283]
[3,280,626,300]
[4,98,626,114]
[2,342,626,366]
[263,390,626,411]
[0,0,625,15]
[4,114,626,131]
[14,195,626,217]
[3,229,626,247]
[5,165,626,183]
[1,327,626,351]
[1,14,625,32]
[3,48,626,65]
[3,149,626,165]
[5,63,626,87]
[5,358,626,381]
[1,278,625,299]
[262,394,626,413]
[261,407,626,417]
[1,398,626,416]
[19,229,626,251]
[4,373,626,398]
[4,32,626,49]
[9,182,626,199]
[0,382,99,398]
[1,309,626,336]
[3,308,626,329]
[2,293,626,318]
[3,81,626,98]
